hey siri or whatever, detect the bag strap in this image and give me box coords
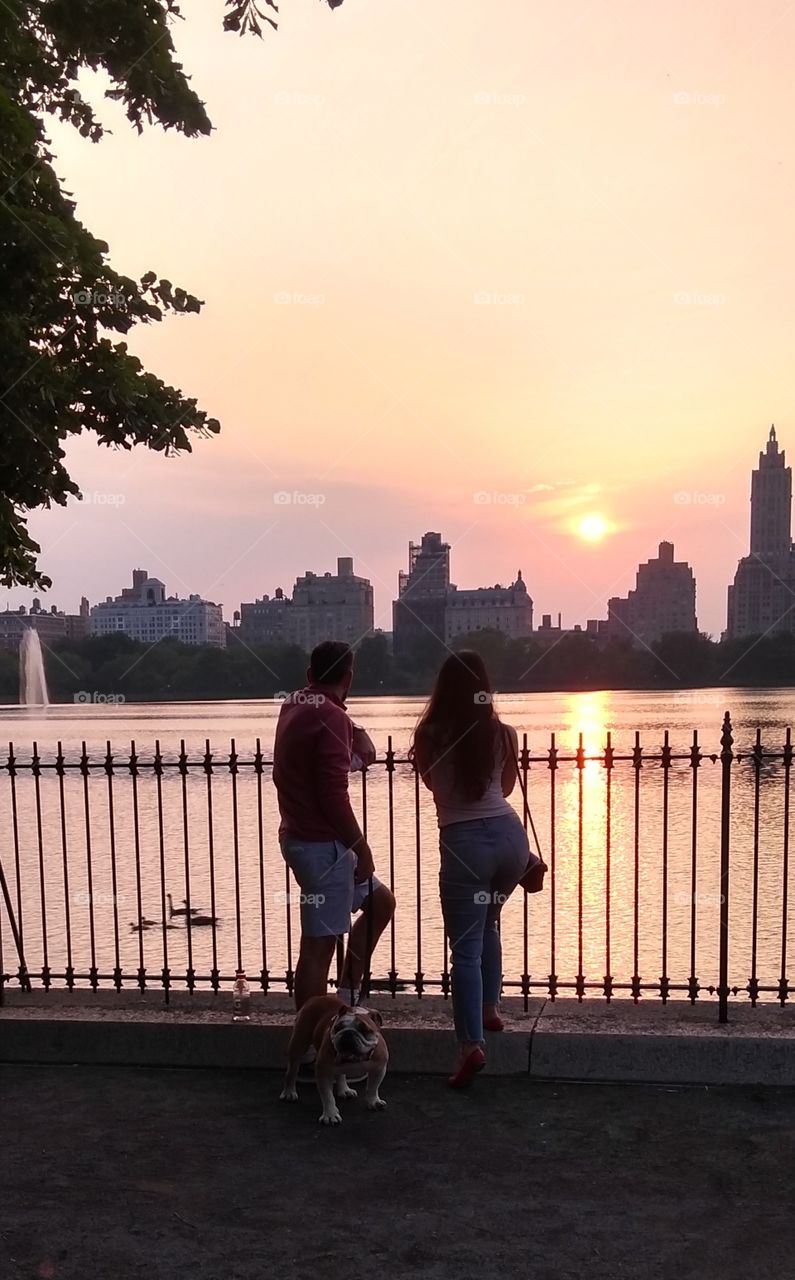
[504,726,546,864]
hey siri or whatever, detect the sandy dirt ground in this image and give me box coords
[0,1064,793,1280]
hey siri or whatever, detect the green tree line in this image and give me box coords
[2,628,795,704]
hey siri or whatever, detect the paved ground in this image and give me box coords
[0,1066,792,1280]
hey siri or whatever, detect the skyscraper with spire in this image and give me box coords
[726,427,795,638]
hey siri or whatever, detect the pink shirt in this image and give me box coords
[424,725,514,828]
[273,687,354,840]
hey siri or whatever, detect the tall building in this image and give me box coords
[608,541,697,645]
[91,570,225,647]
[236,557,373,651]
[393,532,451,658]
[393,531,533,658]
[445,573,532,643]
[0,597,90,652]
[727,427,795,638]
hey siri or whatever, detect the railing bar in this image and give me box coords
[604,732,612,1000]
[129,742,146,991]
[32,741,49,989]
[205,740,219,992]
[56,741,73,988]
[179,740,194,992]
[549,732,557,1000]
[661,730,670,1002]
[779,727,791,1006]
[750,729,762,1004]
[80,740,98,990]
[154,740,170,1003]
[414,758,423,998]
[386,736,397,997]
[230,738,242,973]
[255,737,268,994]
[105,741,122,990]
[632,731,641,1002]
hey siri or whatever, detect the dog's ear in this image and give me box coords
[368,1008,383,1027]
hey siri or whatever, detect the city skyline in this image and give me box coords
[0,423,786,641]
[5,1,795,639]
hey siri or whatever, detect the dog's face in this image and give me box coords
[329,1006,382,1062]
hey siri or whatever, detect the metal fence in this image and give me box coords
[0,713,792,1021]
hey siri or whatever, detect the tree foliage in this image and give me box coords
[0,0,342,589]
[11,627,792,707]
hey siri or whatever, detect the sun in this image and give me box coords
[576,512,611,543]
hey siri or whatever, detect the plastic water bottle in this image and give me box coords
[232,969,251,1022]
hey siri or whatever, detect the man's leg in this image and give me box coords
[294,934,337,1009]
[340,883,395,999]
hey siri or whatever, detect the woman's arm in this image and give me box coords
[501,723,520,796]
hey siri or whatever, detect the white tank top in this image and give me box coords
[426,727,515,828]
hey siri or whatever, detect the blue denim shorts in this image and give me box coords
[279,836,382,937]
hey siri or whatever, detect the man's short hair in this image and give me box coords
[309,640,354,686]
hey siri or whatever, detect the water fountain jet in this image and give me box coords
[19,628,49,707]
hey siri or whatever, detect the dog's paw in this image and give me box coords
[367,1096,387,1111]
[279,1086,299,1103]
[319,1108,342,1126]
[336,1084,358,1100]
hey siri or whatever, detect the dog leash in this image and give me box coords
[350,872,374,1006]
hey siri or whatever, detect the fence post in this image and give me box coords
[718,711,733,1023]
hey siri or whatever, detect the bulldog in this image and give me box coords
[280,994,388,1125]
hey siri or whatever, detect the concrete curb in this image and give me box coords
[0,1016,530,1075]
[2,996,794,1085]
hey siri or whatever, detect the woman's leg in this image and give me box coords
[481,907,503,1015]
[440,824,491,1054]
[482,814,532,1023]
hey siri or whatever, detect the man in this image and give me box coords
[273,640,395,1008]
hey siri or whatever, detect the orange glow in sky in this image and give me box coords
[6,0,795,637]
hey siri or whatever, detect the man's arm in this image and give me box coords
[412,729,436,792]
[351,724,377,768]
[315,710,375,878]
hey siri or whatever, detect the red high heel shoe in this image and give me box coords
[483,1013,504,1033]
[447,1046,486,1089]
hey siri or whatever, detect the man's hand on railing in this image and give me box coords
[353,839,376,883]
[351,725,377,769]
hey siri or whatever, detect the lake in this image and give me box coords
[0,688,793,1007]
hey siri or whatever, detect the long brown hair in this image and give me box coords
[410,650,503,801]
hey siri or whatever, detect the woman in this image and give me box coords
[410,650,536,1089]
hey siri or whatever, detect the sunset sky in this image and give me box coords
[7,0,795,637]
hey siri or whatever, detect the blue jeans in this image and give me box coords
[439,811,530,1044]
